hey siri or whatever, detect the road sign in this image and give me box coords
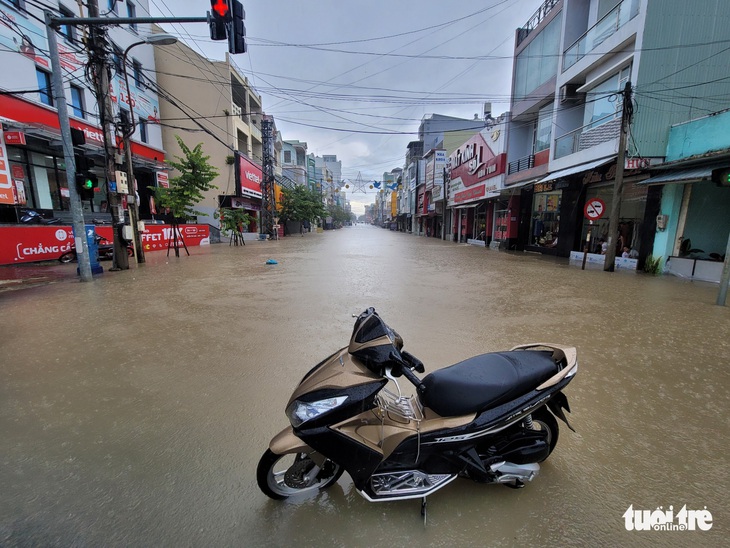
[584,198,606,220]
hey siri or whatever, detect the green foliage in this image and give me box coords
[643,255,663,275]
[328,204,355,225]
[215,207,251,233]
[278,185,326,223]
[155,136,218,221]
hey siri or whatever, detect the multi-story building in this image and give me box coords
[154,35,272,230]
[281,140,308,186]
[506,0,730,267]
[0,0,165,223]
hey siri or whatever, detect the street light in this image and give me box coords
[121,34,178,263]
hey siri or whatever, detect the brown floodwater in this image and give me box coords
[1,225,728,547]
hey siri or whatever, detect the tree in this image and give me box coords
[278,185,326,229]
[155,136,218,257]
[215,207,251,246]
[328,204,354,227]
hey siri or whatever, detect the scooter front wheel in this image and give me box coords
[257,449,343,500]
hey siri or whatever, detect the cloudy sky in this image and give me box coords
[148,0,544,213]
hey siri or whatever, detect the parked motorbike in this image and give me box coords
[58,235,134,263]
[257,308,577,512]
[20,209,60,224]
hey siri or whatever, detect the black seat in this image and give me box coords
[419,351,558,417]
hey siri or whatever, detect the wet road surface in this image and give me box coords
[1,225,728,547]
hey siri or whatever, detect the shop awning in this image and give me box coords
[537,158,613,184]
[637,167,713,185]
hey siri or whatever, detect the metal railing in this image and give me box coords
[508,154,535,174]
[563,0,640,71]
[516,0,561,47]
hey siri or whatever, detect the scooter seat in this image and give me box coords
[419,351,558,417]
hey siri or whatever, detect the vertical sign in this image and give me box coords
[156,171,169,188]
[0,127,17,204]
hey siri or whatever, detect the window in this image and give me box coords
[58,5,76,43]
[132,59,143,88]
[107,0,117,13]
[514,16,561,101]
[533,103,552,153]
[36,68,53,106]
[583,65,632,129]
[127,2,137,31]
[138,119,148,143]
[70,85,84,118]
[284,150,292,163]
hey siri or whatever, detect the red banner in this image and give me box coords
[0,224,210,265]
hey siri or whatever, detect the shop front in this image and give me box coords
[0,95,166,224]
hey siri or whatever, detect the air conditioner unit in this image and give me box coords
[559,84,583,104]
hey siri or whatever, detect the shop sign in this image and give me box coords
[156,171,169,188]
[4,131,26,145]
[11,165,25,179]
[238,154,263,199]
[15,180,27,204]
[534,181,555,193]
[0,127,16,204]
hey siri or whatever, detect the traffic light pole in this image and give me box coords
[44,11,93,282]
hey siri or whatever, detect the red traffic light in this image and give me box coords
[212,0,229,17]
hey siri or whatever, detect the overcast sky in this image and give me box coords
[148,0,544,214]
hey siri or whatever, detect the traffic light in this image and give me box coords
[74,155,98,199]
[208,0,229,41]
[711,167,730,187]
[228,0,246,54]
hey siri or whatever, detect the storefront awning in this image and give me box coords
[537,158,613,184]
[637,167,713,185]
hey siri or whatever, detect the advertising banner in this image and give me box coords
[0,225,210,265]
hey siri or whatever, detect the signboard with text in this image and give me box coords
[447,129,506,207]
[0,225,210,265]
[237,153,263,199]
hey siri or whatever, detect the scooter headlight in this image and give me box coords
[287,396,348,428]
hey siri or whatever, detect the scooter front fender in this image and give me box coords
[269,426,312,455]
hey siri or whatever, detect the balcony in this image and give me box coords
[554,116,621,159]
[563,0,640,71]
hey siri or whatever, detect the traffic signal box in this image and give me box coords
[209,0,246,54]
[711,167,730,187]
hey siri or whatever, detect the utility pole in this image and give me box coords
[260,115,276,238]
[86,0,128,270]
[604,82,633,272]
[45,12,93,282]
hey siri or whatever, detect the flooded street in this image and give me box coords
[1,225,728,547]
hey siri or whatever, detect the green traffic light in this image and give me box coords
[83,178,94,190]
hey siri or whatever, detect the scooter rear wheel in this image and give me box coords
[257,449,343,500]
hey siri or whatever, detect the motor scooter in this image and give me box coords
[258,308,577,514]
[58,235,134,263]
[20,209,60,224]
